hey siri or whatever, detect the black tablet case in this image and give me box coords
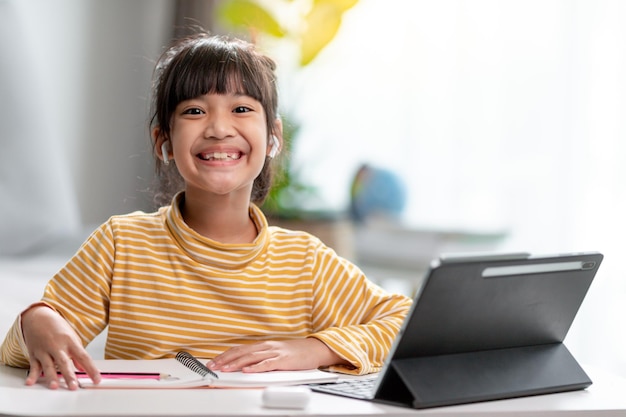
[373,252,603,409]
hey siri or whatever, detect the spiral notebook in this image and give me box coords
[76,351,339,389]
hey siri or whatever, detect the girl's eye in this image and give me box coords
[182,108,203,115]
[234,106,252,113]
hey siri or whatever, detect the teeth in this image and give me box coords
[199,152,241,161]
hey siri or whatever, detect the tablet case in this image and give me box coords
[373,252,602,409]
[374,343,590,408]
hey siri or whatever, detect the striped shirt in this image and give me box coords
[1,193,412,374]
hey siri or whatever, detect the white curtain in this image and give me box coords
[281,0,626,376]
[0,0,174,256]
[0,1,81,254]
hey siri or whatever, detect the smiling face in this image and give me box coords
[150,34,281,206]
[167,92,270,201]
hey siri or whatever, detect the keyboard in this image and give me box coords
[309,377,377,399]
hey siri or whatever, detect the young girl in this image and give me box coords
[0,32,412,390]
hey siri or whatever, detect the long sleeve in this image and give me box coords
[38,223,114,347]
[307,245,412,375]
[0,314,31,367]
[0,222,115,368]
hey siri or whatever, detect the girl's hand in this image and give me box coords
[21,305,101,390]
[207,338,349,373]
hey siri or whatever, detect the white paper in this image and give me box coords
[77,358,339,389]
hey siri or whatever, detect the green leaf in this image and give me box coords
[217,0,286,38]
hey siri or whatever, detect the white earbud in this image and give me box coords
[161,142,170,165]
[268,135,280,159]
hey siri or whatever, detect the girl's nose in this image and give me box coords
[204,111,235,139]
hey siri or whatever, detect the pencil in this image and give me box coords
[51,371,171,380]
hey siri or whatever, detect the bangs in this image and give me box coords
[168,39,267,106]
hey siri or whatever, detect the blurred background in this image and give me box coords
[1,0,625,377]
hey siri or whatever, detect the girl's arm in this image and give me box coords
[308,247,413,375]
[0,222,114,386]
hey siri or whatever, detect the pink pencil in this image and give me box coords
[55,371,170,380]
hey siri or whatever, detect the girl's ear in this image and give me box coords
[268,135,280,158]
[273,117,283,139]
[153,127,170,163]
[269,118,284,157]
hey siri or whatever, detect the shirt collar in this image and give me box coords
[164,192,269,269]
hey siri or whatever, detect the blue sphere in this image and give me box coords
[350,164,407,222]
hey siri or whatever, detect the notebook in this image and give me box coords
[73,351,339,389]
[310,251,603,409]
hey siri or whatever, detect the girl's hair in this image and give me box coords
[149,32,279,207]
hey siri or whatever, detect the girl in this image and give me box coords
[0,32,412,390]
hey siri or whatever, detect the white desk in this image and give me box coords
[2,365,626,416]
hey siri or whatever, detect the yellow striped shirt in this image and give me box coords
[1,193,412,374]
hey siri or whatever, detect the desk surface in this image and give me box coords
[2,365,626,417]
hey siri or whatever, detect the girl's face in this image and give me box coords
[166,92,272,202]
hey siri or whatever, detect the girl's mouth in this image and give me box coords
[197,152,242,161]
